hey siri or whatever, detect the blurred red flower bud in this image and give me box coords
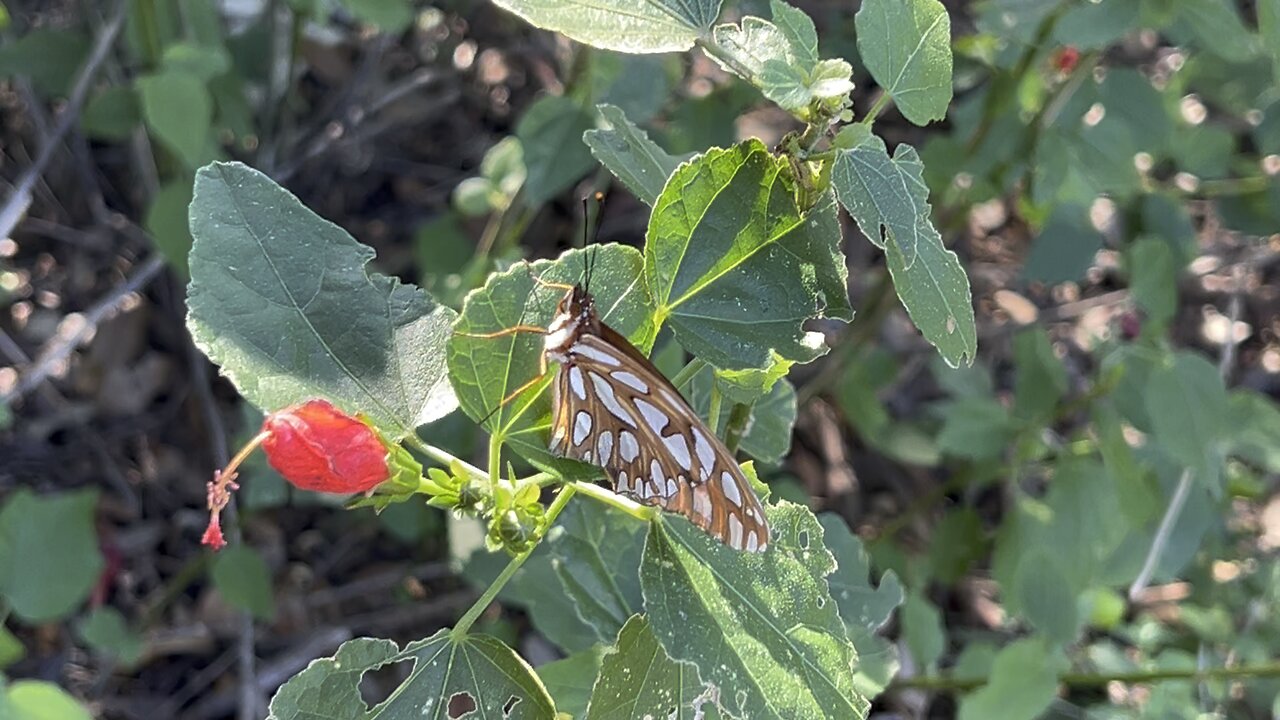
[1052,46,1081,74]
[201,399,389,550]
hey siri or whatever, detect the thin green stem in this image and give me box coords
[571,481,658,522]
[404,435,486,480]
[723,401,753,454]
[670,357,707,390]
[450,484,580,640]
[892,661,1280,693]
[517,471,561,489]
[859,92,891,127]
[487,432,504,495]
[707,382,724,435]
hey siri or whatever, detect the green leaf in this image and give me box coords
[76,607,143,665]
[516,95,596,205]
[1174,0,1259,63]
[640,501,867,719]
[490,0,723,53]
[0,489,103,623]
[1,679,92,720]
[927,508,987,586]
[0,624,25,669]
[820,514,903,696]
[448,244,655,472]
[1012,328,1066,421]
[1014,548,1080,644]
[900,590,944,669]
[1024,204,1103,284]
[855,0,953,125]
[1053,0,1141,50]
[548,499,645,643]
[0,29,88,96]
[266,632,555,719]
[538,645,606,718]
[647,140,851,370]
[145,178,195,277]
[1261,0,1280,82]
[833,135,976,367]
[80,86,141,141]
[587,615,717,719]
[137,70,213,169]
[1227,390,1280,473]
[337,0,414,31]
[687,366,797,464]
[770,0,818,67]
[758,58,814,110]
[937,396,1013,461]
[957,637,1064,720]
[711,16,795,79]
[162,41,231,81]
[211,545,276,621]
[584,104,683,207]
[1094,404,1159,524]
[1128,236,1178,329]
[584,53,676,125]
[1144,352,1228,485]
[187,162,458,438]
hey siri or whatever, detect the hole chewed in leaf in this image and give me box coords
[357,659,414,708]
[448,691,477,718]
[798,529,810,550]
[501,695,521,717]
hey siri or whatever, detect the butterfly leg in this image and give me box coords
[478,351,550,425]
[456,324,546,338]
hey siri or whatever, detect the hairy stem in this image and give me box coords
[404,435,485,480]
[572,480,658,522]
[670,357,707,390]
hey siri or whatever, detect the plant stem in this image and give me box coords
[723,401,753,454]
[708,382,724,435]
[892,661,1280,693]
[404,435,485,480]
[670,357,706,390]
[450,483,579,640]
[571,480,658,522]
[859,92,891,126]
[487,431,504,495]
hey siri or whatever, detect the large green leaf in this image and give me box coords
[187,162,458,438]
[1144,352,1228,490]
[517,95,596,205]
[1012,327,1067,421]
[447,245,656,471]
[1014,548,1079,644]
[584,104,683,207]
[1262,0,1280,82]
[855,0,953,126]
[640,500,867,719]
[647,140,851,370]
[266,632,554,719]
[587,615,718,719]
[548,499,645,643]
[537,645,606,718]
[490,0,724,53]
[0,489,103,623]
[138,70,213,169]
[832,135,975,367]
[957,637,1065,720]
[1,679,92,720]
[686,366,797,464]
[819,514,903,697]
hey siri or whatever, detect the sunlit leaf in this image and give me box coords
[587,615,719,719]
[687,365,797,464]
[641,499,867,719]
[0,489,102,623]
[856,0,953,125]
[1,679,92,720]
[490,0,724,53]
[187,162,458,438]
[584,104,684,206]
[266,632,554,719]
[647,140,851,370]
[770,0,818,67]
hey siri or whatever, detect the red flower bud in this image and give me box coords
[1051,46,1081,75]
[201,399,390,550]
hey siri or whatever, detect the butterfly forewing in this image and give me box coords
[550,328,770,552]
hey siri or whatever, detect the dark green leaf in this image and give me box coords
[1015,548,1080,644]
[1012,328,1067,421]
[1144,352,1228,485]
[1227,390,1280,473]
[936,396,1013,461]
[1174,0,1259,63]
[927,508,987,586]
[0,624,23,669]
[687,365,797,464]
[490,0,724,53]
[587,615,717,720]
[76,607,143,665]
[539,645,606,719]
[584,104,683,207]
[81,86,141,141]
[187,162,458,438]
[641,501,867,719]
[266,632,554,719]
[0,29,88,96]
[1261,0,1280,82]
[647,140,851,369]
[1024,204,1102,284]
[336,0,414,31]
[0,489,103,623]
[211,545,276,620]
[548,499,645,643]
[901,590,944,669]
[1128,236,1177,329]
[834,135,976,366]
[957,637,1065,720]
[1053,0,1141,49]
[145,178,195,277]
[1094,404,1159,524]
[855,0,953,125]
[447,244,655,472]
[517,95,596,204]
[162,41,231,81]
[585,54,676,125]
[138,70,214,169]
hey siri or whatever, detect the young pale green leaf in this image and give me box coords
[0,489,103,623]
[758,59,813,110]
[538,645,607,719]
[819,515,903,697]
[584,104,684,207]
[490,0,723,53]
[1144,352,1228,486]
[1012,328,1067,421]
[187,162,458,438]
[2,680,92,720]
[587,615,719,720]
[548,499,645,644]
[1014,548,1080,645]
[640,500,867,720]
[448,245,656,472]
[855,0,953,126]
[266,632,554,719]
[647,140,851,370]
[517,95,596,204]
[957,637,1065,720]
[711,17,795,80]
[138,70,213,169]
[211,545,276,621]
[833,135,975,367]
[770,0,818,67]
[686,365,797,464]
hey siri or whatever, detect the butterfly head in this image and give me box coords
[544,284,597,356]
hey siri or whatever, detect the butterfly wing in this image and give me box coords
[549,329,769,552]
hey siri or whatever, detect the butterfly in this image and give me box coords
[464,256,770,553]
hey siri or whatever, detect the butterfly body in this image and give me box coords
[543,284,770,552]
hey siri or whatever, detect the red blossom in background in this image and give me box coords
[201,399,390,550]
[1051,45,1081,75]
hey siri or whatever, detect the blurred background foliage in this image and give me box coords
[0,0,1278,718]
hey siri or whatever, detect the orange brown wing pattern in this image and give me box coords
[549,331,769,552]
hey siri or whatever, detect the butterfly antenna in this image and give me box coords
[582,191,605,294]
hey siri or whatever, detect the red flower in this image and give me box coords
[1051,46,1081,75]
[201,399,390,550]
